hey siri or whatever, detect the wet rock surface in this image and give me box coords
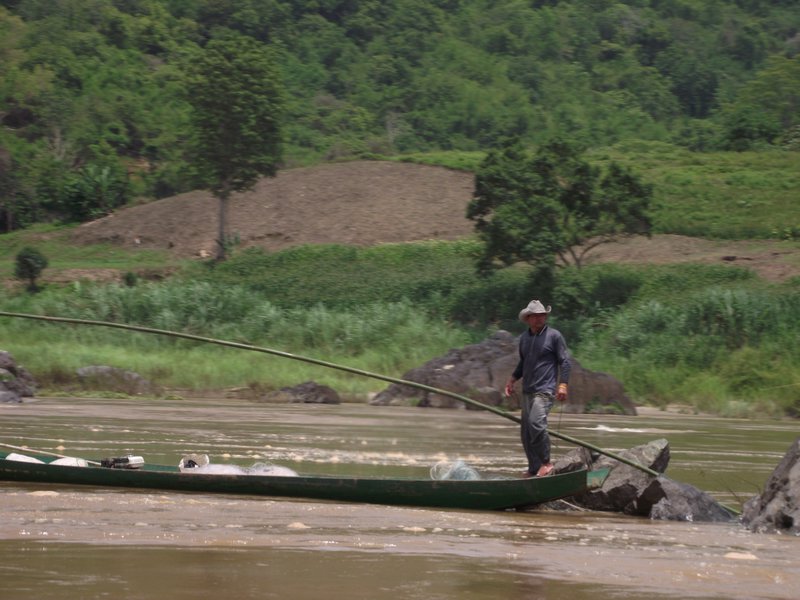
[370,330,636,415]
[76,365,162,396]
[741,436,800,535]
[264,381,342,404]
[555,439,736,522]
[0,350,36,402]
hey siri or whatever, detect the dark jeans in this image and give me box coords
[521,391,554,475]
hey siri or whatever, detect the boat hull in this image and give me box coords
[0,451,605,511]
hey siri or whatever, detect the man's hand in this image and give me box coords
[556,383,568,402]
[504,378,515,398]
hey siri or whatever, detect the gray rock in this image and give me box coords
[639,476,735,522]
[741,436,800,535]
[567,438,737,521]
[0,390,23,403]
[0,350,37,397]
[575,439,670,514]
[370,330,636,414]
[264,381,341,404]
[554,446,595,474]
[76,365,162,396]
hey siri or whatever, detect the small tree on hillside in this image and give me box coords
[14,246,48,292]
[467,139,653,277]
[183,33,285,261]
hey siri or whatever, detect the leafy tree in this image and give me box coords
[466,139,653,278]
[2,0,799,220]
[736,55,800,132]
[183,32,284,260]
[60,161,129,222]
[658,51,719,118]
[0,145,16,231]
[14,246,48,292]
[720,105,781,151]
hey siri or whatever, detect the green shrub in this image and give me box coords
[14,247,48,292]
[579,284,800,409]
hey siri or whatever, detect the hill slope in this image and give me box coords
[67,161,799,282]
[70,161,476,258]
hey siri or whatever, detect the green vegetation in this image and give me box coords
[0,279,475,397]
[2,1,800,231]
[467,139,653,276]
[1,229,798,417]
[13,245,47,291]
[398,143,800,241]
[577,274,800,418]
[0,224,173,277]
[187,241,482,314]
[589,142,800,239]
[183,31,285,260]
[1,3,799,417]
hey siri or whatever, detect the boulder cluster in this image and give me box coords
[371,330,636,415]
[741,436,800,535]
[554,439,736,522]
[0,351,36,403]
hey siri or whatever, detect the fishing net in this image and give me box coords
[429,459,482,480]
[183,460,299,477]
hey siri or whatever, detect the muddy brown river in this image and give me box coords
[1,397,798,599]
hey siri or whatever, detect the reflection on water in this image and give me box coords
[0,541,615,600]
[1,397,798,600]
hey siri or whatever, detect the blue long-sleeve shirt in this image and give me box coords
[511,324,571,394]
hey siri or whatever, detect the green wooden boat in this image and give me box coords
[0,450,608,511]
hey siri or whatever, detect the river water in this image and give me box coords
[1,396,798,600]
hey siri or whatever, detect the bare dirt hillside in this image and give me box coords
[66,160,799,282]
[70,161,476,258]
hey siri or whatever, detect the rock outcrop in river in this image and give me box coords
[741,436,800,535]
[370,330,636,415]
[76,365,162,396]
[260,381,341,404]
[557,439,736,522]
[0,350,36,403]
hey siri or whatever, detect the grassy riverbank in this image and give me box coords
[2,241,798,417]
[1,147,799,417]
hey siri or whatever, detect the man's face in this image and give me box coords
[525,313,547,332]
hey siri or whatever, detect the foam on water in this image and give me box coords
[189,462,299,477]
[576,424,696,434]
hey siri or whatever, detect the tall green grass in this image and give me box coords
[2,246,799,416]
[186,241,490,315]
[5,248,797,416]
[0,280,476,395]
[578,285,800,416]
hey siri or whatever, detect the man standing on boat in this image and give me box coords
[504,300,571,478]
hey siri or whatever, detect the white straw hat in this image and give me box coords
[518,299,551,322]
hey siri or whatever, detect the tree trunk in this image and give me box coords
[215,184,231,261]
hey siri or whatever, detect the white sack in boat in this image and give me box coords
[49,457,89,467]
[5,452,45,464]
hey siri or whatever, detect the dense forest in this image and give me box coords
[1,0,799,230]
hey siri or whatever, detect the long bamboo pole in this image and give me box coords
[0,310,656,477]
[0,441,101,465]
[1,310,742,516]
